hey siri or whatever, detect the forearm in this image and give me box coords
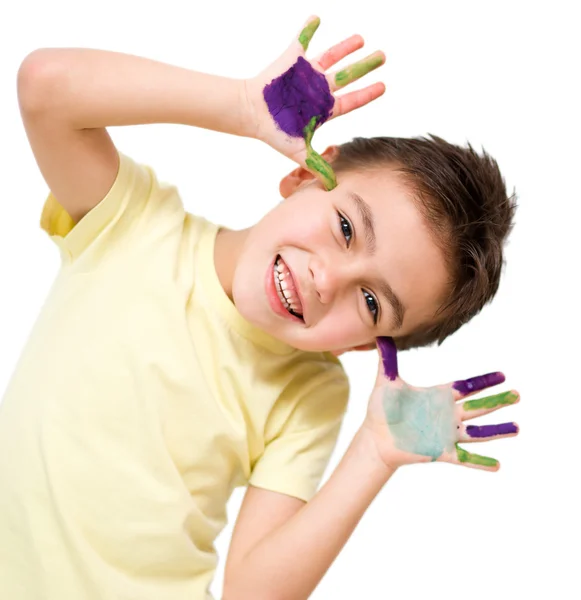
[18,48,252,137]
[225,427,395,600]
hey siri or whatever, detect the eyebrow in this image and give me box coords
[348,191,406,331]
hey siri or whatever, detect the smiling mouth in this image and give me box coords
[273,255,304,321]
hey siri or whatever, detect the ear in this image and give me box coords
[330,342,376,357]
[279,145,340,198]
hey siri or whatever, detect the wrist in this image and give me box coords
[239,78,260,140]
[352,425,397,484]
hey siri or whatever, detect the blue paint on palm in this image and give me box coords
[382,385,456,460]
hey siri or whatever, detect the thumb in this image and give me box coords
[296,15,321,52]
[374,336,400,387]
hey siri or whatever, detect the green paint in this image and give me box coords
[305,153,337,191]
[298,17,320,51]
[463,390,519,412]
[456,444,499,468]
[303,115,318,147]
[382,385,456,461]
[334,54,384,88]
[303,116,337,190]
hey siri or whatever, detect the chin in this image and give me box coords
[232,286,257,322]
[231,276,265,326]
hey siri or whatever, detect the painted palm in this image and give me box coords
[364,337,520,471]
[245,15,386,190]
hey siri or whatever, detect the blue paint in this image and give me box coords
[382,385,456,460]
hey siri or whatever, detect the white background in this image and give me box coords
[1,1,579,598]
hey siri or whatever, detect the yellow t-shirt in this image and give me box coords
[0,151,349,599]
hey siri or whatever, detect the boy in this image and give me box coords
[0,16,518,600]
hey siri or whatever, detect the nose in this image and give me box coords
[309,255,349,304]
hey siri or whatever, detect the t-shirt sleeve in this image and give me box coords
[249,360,350,503]
[39,150,185,268]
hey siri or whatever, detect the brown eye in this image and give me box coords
[337,212,353,246]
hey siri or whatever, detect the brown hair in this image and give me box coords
[331,134,517,351]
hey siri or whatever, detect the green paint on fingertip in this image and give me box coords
[303,116,337,190]
[334,54,384,88]
[456,444,499,467]
[463,390,519,411]
[298,17,321,51]
[306,153,337,190]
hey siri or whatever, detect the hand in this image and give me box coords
[243,15,386,190]
[363,337,520,472]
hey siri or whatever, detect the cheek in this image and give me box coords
[273,197,331,246]
[313,303,368,348]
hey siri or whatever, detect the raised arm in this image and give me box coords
[17,14,386,224]
[16,47,251,223]
[18,47,251,135]
[223,337,520,600]
[223,423,394,600]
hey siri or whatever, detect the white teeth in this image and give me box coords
[274,257,303,318]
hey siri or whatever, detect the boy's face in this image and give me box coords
[230,150,450,353]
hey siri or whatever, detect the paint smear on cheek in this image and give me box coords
[382,385,456,460]
[262,56,334,138]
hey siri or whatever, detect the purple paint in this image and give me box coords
[263,56,334,138]
[453,372,505,395]
[466,422,518,438]
[377,336,398,381]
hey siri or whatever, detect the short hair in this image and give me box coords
[331,134,517,351]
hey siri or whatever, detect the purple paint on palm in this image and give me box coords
[377,336,398,381]
[453,372,505,395]
[263,56,334,138]
[466,422,518,438]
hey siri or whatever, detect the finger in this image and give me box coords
[458,422,519,443]
[303,131,337,191]
[305,150,337,190]
[297,15,321,52]
[459,390,520,421]
[313,34,365,71]
[375,336,399,384]
[330,82,386,119]
[454,443,500,472]
[451,371,506,400]
[328,51,386,92]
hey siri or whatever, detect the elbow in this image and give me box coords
[17,49,65,115]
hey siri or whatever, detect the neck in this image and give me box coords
[213,226,251,302]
